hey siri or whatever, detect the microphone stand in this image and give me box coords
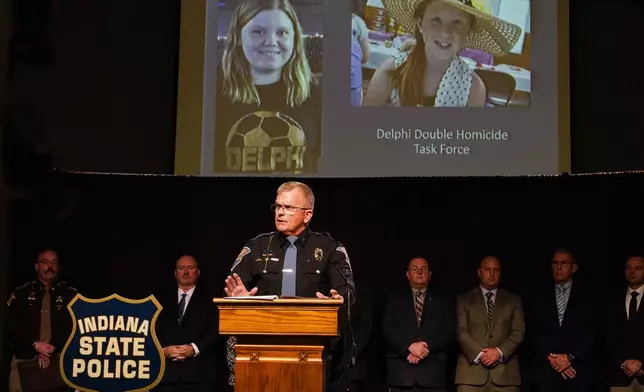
[343,288,355,392]
[333,264,355,392]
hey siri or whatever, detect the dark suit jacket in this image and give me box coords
[382,287,455,388]
[156,285,220,385]
[527,280,599,390]
[605,288,644,386]
[455,287,525,387]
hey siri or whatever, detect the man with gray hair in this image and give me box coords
[223,181,355,390]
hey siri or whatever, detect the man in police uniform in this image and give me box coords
[5,249,77,392]
[224,181,355,299]
[223,181,355,390]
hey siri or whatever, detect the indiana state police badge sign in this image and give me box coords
[60,294,165,392]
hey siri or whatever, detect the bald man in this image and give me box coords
[455,256,525,392]
[155,256,220,392]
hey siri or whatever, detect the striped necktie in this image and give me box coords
[486,292,494,323]
[556,285,567,325]
[415,291,424,326]
[177,293,187,325]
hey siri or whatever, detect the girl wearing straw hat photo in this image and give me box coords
[362,0,522,107]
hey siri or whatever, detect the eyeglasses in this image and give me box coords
[271,203,311,214]
[551,260,572,268]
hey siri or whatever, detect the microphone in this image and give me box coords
[330,261,357,392]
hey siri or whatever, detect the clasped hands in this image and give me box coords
[163,345,195,362]
[33,341,55,369]
[224,273,343,300]
[407,342,429,364]
[549,353,576,379]
[622,359,643,377]
[479,348,502,367]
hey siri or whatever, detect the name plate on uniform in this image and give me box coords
[60,293,165,392]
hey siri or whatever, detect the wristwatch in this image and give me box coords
[567,354,575,363]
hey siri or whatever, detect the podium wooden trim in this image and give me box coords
[214,298,343,392]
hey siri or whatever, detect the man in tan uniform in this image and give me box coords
[5,249,76,392]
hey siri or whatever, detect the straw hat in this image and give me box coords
[382,0,523,56]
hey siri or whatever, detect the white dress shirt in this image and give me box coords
[178,286,200,356]
[626,285,644,320]
[481,286,498,312]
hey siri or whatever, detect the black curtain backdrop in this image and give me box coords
[6,170,644,390]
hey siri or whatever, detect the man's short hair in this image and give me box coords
[479,255,501,268]
[553,248,577,264]
[176,255,199,267]
[37,249,59,261]
[277,181,315,209]
[407,256,429,270]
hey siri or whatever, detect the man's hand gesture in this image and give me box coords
[316,289,343,300]
[224,273,258,297]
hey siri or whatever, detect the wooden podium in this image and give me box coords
[214,298,343,392]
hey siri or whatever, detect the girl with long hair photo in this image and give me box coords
[215,0,322,174]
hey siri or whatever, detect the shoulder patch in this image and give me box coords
[336,246,352,272]
[250,232,275,241]
[231,246,251,272]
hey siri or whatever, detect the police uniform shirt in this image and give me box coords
[230,227,355,300]
[214,67,322,175]
[5,280,77,359]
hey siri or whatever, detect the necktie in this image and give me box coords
[281,236,298,296]
[177,293,187,324]
[415,291,424,326]
[556,285,567,325]
[629,292,639,321]
[40,287,51,341]
[486,292,494,324]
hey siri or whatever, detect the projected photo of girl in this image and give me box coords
[362,0,522,107]
[214,0,322,175]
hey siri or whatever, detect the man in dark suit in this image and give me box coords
[606,256,644,392]
[455,256,525,391]
[528,248,599,392]
[155,255,219,392]
[382,257,455,392]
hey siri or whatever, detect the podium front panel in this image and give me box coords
[234,344,324,392]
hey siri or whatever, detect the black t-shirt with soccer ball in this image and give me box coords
[214,74,321,175]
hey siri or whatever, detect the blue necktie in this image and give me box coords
[281,236,298,296]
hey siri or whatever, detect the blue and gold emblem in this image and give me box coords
[60,294,165,392]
